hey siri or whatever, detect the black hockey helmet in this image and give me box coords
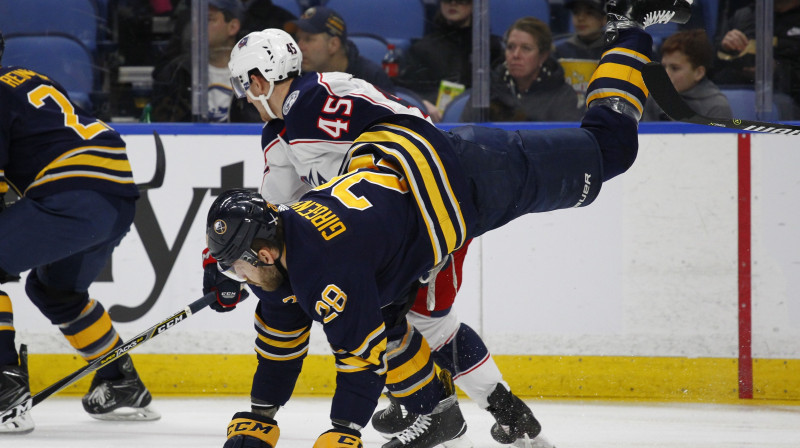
[206,189,281,268]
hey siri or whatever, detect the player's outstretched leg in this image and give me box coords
[582,0,692,182]
[0,344,34,434]
[382,370,468,448]
[371,392,418,439]
[82,354,159,421]
[487,384,553,448]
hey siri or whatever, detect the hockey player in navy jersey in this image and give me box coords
[207,1,692,448]
[0,31,158,433]
[204,24,552,448]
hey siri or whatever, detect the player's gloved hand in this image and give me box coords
[203,248,249,313]
[313,425,363,448]
[223,411,280,448]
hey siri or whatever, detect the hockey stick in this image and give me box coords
[642,62,800,135]
[0,291,217,424]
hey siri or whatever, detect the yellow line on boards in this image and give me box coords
[27,354,800,404]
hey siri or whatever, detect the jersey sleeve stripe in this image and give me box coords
[25,145,135,194]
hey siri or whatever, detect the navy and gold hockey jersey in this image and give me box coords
[254,167,442,426]
[250,111,605,425]
[0,66,138,199]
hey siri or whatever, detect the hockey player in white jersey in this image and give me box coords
[202,28,553,448]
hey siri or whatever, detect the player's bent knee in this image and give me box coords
[224,411,280,448]
[24,270,87,322]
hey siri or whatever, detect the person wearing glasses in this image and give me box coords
[394,0,504,121]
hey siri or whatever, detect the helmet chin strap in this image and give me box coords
[247,80,278,120]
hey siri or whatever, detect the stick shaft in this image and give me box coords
[642,62,800,134]
[0,292,216,423]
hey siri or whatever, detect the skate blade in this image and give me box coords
[0,413,34,434]
[88,405,161,422]
[512,433,556,448]
[376,431,399,440]
[442,432,474,448]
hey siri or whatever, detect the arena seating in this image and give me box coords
[2,34,96,111]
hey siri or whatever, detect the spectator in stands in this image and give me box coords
[643,29,732,121]
[554,0,607,107]
[712,0,800,107]
[150,0,242,122]
[292,6,394,92]
[240,0,298,36]
[461,17,583,122]
[395,0,504,121]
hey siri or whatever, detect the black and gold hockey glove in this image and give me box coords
[224,411,280,448]
[313,425,363,448]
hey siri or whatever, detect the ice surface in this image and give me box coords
[6,396,800,447]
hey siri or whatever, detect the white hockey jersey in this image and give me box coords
[258,71,431,204]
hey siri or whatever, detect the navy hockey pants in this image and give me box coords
[449,105,638,238]
[0,189,136,324]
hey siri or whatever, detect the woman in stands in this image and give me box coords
[461,16,584,122]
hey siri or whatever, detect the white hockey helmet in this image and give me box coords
[229,29,302,98]
[229,29,302,119]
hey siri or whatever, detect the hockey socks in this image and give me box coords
[586,27,653,120]
[57,298,123,379]
[582,27,653,181]
[432,323,506,408]
[385,323,443,415]
[0,292,16,366]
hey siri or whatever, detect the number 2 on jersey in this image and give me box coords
[28,85,110,140]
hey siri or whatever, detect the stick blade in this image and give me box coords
[642,62,697,122]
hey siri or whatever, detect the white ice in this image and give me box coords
[6,396,800,448]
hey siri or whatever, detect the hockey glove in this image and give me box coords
[224,411,280,448]
[313,425,363,448]
[203,248,249,313]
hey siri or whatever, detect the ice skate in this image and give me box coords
[81,355,160,421]
[382,370,469,448]
[606,0,693,28]
[0,345,34,434]
[487,384,554,448]
[372,392,419,438]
